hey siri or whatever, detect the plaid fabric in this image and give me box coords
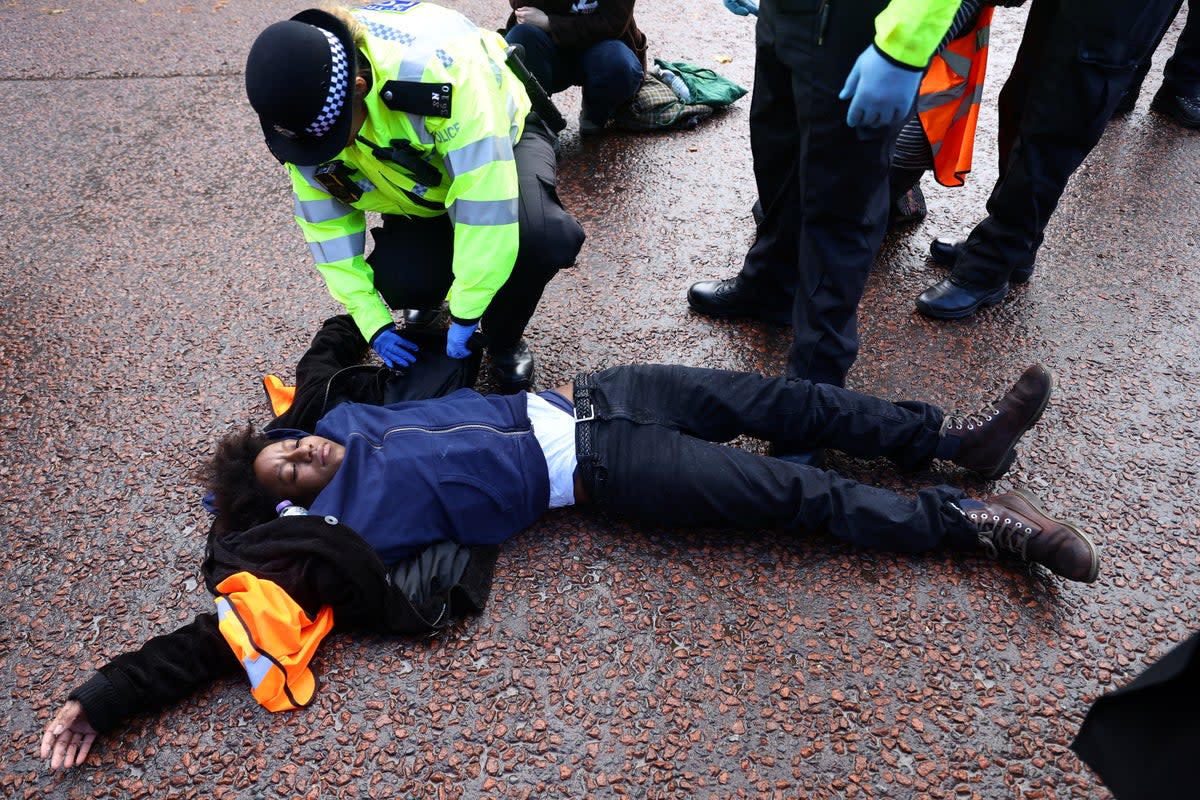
[613,73,714,132]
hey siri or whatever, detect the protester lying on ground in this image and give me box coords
[40,357,1099,769]
[245,4,585,392]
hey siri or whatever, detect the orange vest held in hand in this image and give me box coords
[918,6,993,188]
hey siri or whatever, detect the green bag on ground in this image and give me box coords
[653,59,748,107]
[612,73,715,131]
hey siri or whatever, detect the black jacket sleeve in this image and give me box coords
[68,613,241,735]
[267,315,368,433]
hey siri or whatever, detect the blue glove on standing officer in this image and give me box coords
[446,321,478,359]
[839,45,923,128]
[371,327,419,368]
[722,0,759,16]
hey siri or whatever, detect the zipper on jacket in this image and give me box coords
[350,420,532,450]
[818,0,831,45]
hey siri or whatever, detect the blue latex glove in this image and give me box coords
[838,45,923,129]
[722,0,758,16]
[446,321,478,359]
[371,328,419,368]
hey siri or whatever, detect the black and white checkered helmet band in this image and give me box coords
[304,28,349,138]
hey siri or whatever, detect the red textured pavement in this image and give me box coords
[2,2,1198,798]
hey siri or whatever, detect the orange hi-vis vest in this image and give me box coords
[917,6,993,188]
[215,572,335,712]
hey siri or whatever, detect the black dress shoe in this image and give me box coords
[402,308,444,329]
[916,277,1009,320]
[928,238,1034,284]
[1150,88,1200,128]
[687,275,790,325]
[489,339,534,393]
[929,237,964,267]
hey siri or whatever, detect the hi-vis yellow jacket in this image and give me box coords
[874,0,963,70]
[287,2,531,343]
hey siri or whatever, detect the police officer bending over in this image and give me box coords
[245,2,585,392]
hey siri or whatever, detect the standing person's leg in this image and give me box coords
[781,0,898,387]
[482,118,585,391]
[576,40,643,126]
[686,5,800,325]
[1153,0,1200,126]
[1112,0,1185,115]
[917,0,1181,319]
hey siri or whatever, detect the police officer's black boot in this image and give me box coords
[490,339,534,394]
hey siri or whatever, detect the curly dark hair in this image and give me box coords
[202,425,278,535]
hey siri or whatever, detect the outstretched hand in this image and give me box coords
[41,699,98,770]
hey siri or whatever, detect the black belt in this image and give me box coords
[573,377,600,495]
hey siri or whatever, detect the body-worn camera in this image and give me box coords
[313,161,364,203]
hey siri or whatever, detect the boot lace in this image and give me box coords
[957,505,1036,559]
[940,405,999,435]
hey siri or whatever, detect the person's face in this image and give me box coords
[253,435,345,504]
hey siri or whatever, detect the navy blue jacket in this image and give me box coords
[310,389,552,563]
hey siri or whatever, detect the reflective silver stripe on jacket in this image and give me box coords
[447,197,518,227]
[308,230,367,264]
[444,136,513,181]
[293,195,354,224]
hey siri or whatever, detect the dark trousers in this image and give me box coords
[737,0,904,387]
[1129,0,1200,98]
[953,0,1181,288]
[575,364,977,553]
[367,118,585,350]
[1162,0,1200,93]
[505,24,644,124]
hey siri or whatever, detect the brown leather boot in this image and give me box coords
[956,489,1099,583]
[943,364,1054,479]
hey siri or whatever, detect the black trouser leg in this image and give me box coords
[741,0,901,386]
[955,0,1181,288]
[737,23,802,303]
[1163,0,1200,94]
[578,365,975,553]
[483,119,585,350]
[581,363,945,469]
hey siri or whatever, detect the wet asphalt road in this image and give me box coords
[2,1,1198,798]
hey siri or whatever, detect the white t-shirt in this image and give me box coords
[525,391,578,508]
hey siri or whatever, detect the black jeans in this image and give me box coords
[367,118,585,350]
[738,0,904,387]
[953,0,1181,288]
[574,365,977,554]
